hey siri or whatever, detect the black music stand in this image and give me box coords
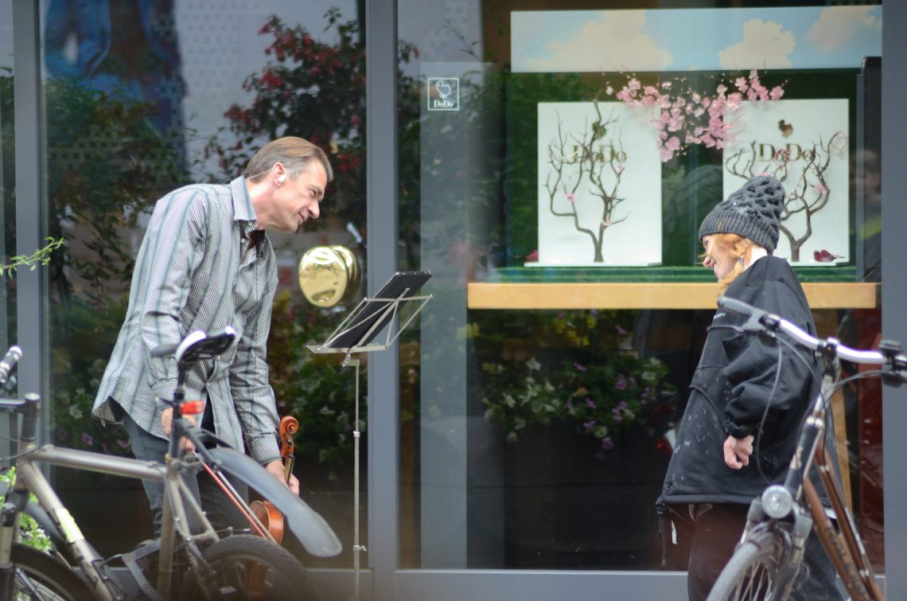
[307,271,431,601]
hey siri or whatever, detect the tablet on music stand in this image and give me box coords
[315,270,432,352]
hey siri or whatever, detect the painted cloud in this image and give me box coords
[806,7,881,54]
[524,11,672,72]
[718,19,796,69]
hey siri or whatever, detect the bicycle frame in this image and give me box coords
[718,297,896,601]
[0,395,226,601]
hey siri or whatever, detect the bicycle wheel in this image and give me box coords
[180,534,322,600]
[707,531,787,601]
[10,543,95,601]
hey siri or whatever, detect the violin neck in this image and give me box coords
[283,454,295,484]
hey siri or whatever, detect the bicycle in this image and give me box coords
[0,327,342,600]
[704,297,905,601]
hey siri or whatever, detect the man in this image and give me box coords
[93,136,331,529]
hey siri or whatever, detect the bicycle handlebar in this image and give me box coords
[717,297,907,369]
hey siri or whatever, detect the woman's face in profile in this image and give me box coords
[702,235,735,281]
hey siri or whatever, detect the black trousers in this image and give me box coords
[687,503,845,601]
[119,403,249,536]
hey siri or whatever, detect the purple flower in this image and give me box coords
[81,433,94,447]
[574,362,587,372]
[611,408,623,423]
[116,438,130,449]
[585,398,596,409]
[583,420,597,431]
[616,325,627,335]
[601,437,614,450]
[615,378,627,391]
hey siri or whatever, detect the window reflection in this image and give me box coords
[400,1,884,572]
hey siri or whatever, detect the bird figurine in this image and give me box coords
[778,120,793,138]
[814,249,843,263]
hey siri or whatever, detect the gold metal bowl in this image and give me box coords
[298,245,361,307]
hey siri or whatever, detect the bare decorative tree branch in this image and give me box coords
[544,101,629,263]
[724,132,846,261]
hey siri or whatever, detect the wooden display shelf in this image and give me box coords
[467,282,879,310]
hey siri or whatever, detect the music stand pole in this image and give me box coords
[308,286,431,601]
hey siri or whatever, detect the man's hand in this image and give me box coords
[265,460,300,496]
[723,434,755,469]
[161,407,197,452]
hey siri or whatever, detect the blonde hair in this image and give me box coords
[244,137,334,183]
[702,233,757,288]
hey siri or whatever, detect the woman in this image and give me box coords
[658,175,843,600]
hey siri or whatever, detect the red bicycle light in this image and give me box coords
[181,400,205,415]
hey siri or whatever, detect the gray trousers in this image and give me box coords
[119,405,249,536]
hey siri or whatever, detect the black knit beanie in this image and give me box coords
[698,175,785,254]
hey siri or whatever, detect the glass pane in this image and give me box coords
[400,1,885,573]
[39,0,365,567]
[0,0,16,461]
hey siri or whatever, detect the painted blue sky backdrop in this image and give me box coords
[512,6,882,73]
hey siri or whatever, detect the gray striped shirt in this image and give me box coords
[93,176,280,464]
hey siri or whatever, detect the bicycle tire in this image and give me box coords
[10,543,95,601]
[707,531,787,601]
[179,534,323,600]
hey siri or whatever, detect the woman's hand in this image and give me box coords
[723,434,755,469]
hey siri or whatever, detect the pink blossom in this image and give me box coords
[660,146,675,162]
[735,77,748,91]
[602,218,612,227]
[769,86,784,100]
[661,81,672,90]
[748,69,761,87]
[666,136,681,151]
[814,182,828,194]
[691,92,701,104]
[693,107,705,117]
[566,193,575,202]
[716,84,728,96]
[628,78,641,91]
[644,85,658,96]
[615,163,625,174]
[641,95,656,107]
[701,97,711,109]
[606,85,614,95]
[726,92,743,110]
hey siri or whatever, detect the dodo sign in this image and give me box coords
[427,77,460,111]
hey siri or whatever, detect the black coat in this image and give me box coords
[660,256,821,506]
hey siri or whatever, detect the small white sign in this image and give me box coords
[427,77,460,111]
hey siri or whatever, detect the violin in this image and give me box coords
[250,415,298,545]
